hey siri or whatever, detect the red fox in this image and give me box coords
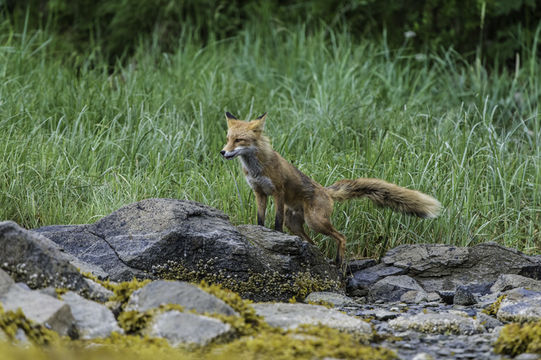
[221,112,441,264]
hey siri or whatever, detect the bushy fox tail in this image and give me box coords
[325,178,441,218]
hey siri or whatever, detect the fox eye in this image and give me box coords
[234,139,243,143]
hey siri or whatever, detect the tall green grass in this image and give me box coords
[1,23,539,258]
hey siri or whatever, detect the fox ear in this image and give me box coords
[250,112,267,132]
[225,112,238,127]
[225,112,238,120]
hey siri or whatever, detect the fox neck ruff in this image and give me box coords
[239,140,276,195]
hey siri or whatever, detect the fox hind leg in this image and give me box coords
[285,207,315,245]
[304,203,347,265]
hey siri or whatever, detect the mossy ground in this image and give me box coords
[493,320,541,356]
[0,278,397,360]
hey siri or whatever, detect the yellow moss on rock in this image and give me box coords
[493,320,541,356]
[0,304,59,346]
[152,260,340,301]
[204,324,397,360]
[482,294,506,316]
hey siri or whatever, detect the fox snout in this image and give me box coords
[220,148,238,159]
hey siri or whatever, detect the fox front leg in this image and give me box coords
[273,193,285,232]
[254,191,268,227]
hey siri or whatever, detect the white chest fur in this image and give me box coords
[239,155,275,195]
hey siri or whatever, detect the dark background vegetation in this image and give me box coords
[3,0,540,66]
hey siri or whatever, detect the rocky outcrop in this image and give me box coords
[0,221,91,293]
[380,242,541,292]
[34,199,340,301]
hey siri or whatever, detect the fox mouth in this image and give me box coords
[224,153,238,159]
[221,150,240,159]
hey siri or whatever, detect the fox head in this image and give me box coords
[220,112,267,159]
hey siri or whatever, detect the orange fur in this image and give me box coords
[221,112,441,264]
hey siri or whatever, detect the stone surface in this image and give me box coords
[125,280,237,316]
[453,286,477,306]
[389,311,485,335]
[251,302,372,335]
[0,285,76,337]
[497,288,541,322]
[0,268,14,295]
[304,291,354,307]
[62,291,122,339]
[347,264,406,296]
[34,199,340,301]
[369,275,424,302]
[83,278,114,302]
[491,274,541,293]
[382,242,541,292]
[144,310,231,346]
[0,221,90,293]
[346,259,377,274]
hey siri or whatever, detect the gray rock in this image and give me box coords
[491,274,541,293]
[437,290,455,304]
[454,286,477,306]
[369,275,424,302]
[389,310,485,335]
[62,292,122,339]
[0,268,14,295]
[476,312,503,330]
[125,280,237,316]
[144,310,231,346]
[35,199,340,301]
[0,221,90,293]
[382,242,541,292]
[497,288,541,322]
[347,264,406,296]
[514,354,541,360]
[0,285,76,337]
[412,354,434,360]
[251,302,372,335]
[346,259,377,274]
[304,291,354,307]
[83,278,114,302]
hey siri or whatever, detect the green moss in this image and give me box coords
[482,294,506,316]
[0,305,60,346]
[493,321,541,356]
[153,260,340,301]
[203,324,397,360]
[197,281,270,336]
[117,304,185,334]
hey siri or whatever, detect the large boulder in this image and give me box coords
[0,268,14,295]
[381,243,541,292]
[0,221,91,294]
[34,199,340,301]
